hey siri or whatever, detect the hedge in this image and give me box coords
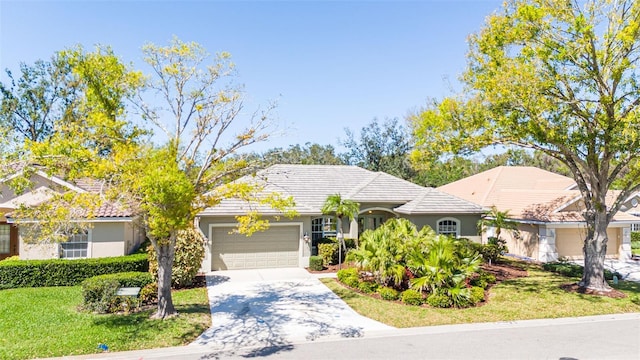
[81,272,154,313]
[0,253,149,289]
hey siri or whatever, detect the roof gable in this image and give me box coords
[0,172,131,218]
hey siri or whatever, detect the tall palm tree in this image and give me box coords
[321,193,360,266]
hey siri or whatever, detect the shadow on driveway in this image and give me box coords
[192,272,391,356]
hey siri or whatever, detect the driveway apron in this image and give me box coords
[571,258,640,282]
[191,268,393,351]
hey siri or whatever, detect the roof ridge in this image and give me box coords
[481,166,503,205]
[411,188,435,211]
[346,170,379,199]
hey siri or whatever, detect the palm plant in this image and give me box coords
[321,194,360,264]
[347,218,419,287]
[477,205,519,239]
[477,206,519,264]
[407,235,481,306]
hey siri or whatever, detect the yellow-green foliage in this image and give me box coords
[148,226,205,288]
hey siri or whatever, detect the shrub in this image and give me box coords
[309,256,324,271]
[631,231,640,244]
[81,272,152,314]
[0,253,148,289]
[343,275,361,289]
[426,292,452,308]
[401,289,423,306]
[469,286,486,304]
[0,255,19,262]
[477,237,508,264]
[87,271,154,288]
[318,243,338,266]
[139,282,158,305]
[471,271,497,289]
[357,280,379,294]
[81,277,120,313]
[542,261,583,278]
[148,227,205,288]
[542,260,620,280]
[337,267,359,283]
[377,286,400,301]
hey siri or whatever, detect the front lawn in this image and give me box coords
[321,263,640,328]
[0,286,210,360]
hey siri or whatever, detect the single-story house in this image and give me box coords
[0,170,145,261]
[438,166,636,262]
[197,164,485,271]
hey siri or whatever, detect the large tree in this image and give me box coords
[341,117,416,180]
[125,38,292,318]
[9,39,293,319]
[410,0,640,292]
[259,142,344,166]
[0,56,78,145]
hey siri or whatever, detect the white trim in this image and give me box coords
[208,222,306,270]
[34,171,87,193]
[552,194,582,213]
[436,217,460,238]
[358,207,397,215]
[0,170,87,194]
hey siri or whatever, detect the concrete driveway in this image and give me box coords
[191,268,393,352]
[571,258,640,282]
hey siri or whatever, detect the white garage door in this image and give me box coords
[211,225,300,270]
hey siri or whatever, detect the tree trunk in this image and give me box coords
[579,211,611,292]
[153,236,178,319]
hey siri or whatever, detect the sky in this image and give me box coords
[0,0,504,153]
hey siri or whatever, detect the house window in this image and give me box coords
[311,217,336,240]
[60,230,89,259]
[631,223,640,232]
[0,225,9,254]
[437,218,460,238]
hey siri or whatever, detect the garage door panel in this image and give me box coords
[212,226,300,270]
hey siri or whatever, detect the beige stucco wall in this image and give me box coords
[555,227,621,259]
[496,224,540,259]
[123,222,144,254]
[20,241,58,259]
[405,214,482,240]
[18,220,139,260]
[91,222,126,257]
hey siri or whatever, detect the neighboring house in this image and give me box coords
[438,166,636,262]
[197,164,485,271]
[0,171,145,261]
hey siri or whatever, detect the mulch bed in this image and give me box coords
[559,283,627,299]
[480,262,529,282]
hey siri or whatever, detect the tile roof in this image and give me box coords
[1,174,132,219]
[438,166,635,224]
[200,164,484,216]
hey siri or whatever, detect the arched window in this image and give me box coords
[437,218,460,238]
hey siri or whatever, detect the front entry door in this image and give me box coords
[0,223,18,260]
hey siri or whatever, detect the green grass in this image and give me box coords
[0,286,211,360]
[322,264,640,328]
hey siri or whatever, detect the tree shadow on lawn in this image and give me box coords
[90,303,211,345]
[194,279,366,358]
